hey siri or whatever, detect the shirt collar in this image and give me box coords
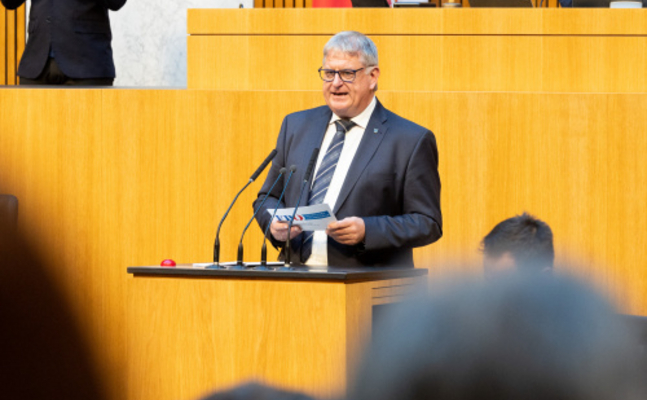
[329,96,377,130]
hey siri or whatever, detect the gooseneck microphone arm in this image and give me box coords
[261,165,297,266]
[236,167,286,266]
[284,148,319,267]
[211,149,277,266]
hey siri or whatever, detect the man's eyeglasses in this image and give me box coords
[318,67,366,83]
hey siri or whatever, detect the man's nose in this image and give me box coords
[332,72,344,86]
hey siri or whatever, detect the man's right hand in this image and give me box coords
[270,221,303,242]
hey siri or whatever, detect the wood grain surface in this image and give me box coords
[187,9,647,92]
[1,5,25,85]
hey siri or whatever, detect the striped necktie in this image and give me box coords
[301,119,356,263]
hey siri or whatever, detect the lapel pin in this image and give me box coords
[373,128,379,134]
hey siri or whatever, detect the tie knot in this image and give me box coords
[335,119,356,133]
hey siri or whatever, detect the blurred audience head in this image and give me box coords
[0,193,19,230]
[200,382,316,400]
[349,275,646,400]
[0,216,106,399]
[481,212,554,278]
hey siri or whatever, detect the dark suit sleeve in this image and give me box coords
[1,0,25,10]
[362,130,442,251]
[99,0,127,11]
[254,117,289,248]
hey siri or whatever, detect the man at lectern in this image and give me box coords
[1,0,126,86]
[254,31,442,268]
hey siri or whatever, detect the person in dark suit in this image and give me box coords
[254,31,442,268]
[1,0,126,86]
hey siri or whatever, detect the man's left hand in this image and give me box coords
[326,217,366,245]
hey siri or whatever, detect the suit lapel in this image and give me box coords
[334,99,389,214]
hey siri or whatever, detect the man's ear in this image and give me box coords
[369,67,380,90]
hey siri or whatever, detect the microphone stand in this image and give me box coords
[207,149,277,269]
[233,168,286,269]
[258,165,297,270]
[208,181,252,270]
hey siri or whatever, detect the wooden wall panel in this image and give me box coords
[462,1,563,10]
[257,0,308,7]
[16,4,24,69]
[6,7,16,84]
[377,91,646,313]
[252,0,307,7]
[188,9,647,35]
[188,36,327,90]
[1,4,25,85]
[1,88,647,400]
[1,8,5,83]
[0,88,120,395]
[187,10,647,91]
[605,95,647,313]
[188,34,647,91]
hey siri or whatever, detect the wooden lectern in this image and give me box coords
[126,265,427,400]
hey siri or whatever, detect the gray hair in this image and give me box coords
[323,31,378,68]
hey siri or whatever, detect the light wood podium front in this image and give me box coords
[127,265,427,400]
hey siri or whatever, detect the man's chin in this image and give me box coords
[328,104,351,118]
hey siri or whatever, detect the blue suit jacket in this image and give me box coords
[254,100,442,268]
[1,0,126,79]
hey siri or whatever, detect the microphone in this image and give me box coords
[259,165,297,268]
[209,148,277,269]
[234,167,286,268]
[250,150,278,182]
[284,148,319,267]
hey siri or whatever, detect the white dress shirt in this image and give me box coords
[305,96,377,267]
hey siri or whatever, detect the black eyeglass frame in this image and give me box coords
[317,67,370,83]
